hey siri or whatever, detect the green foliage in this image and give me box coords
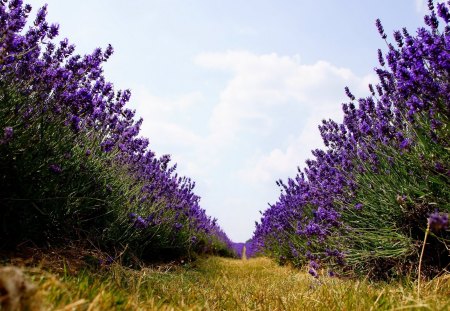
[0,83,231,261]
[337,112,450,277]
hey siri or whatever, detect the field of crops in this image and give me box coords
[0,0,234,264]
[252,1,449,280]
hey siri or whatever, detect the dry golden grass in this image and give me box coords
[4,256,450,310]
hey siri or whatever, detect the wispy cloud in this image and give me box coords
[196,51,375,184]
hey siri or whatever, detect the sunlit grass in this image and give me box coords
[14,257,450,310]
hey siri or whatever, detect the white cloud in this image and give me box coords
[133,90,203,117]
[196,52,327,145]
[129,89,211,181]
[130,88,221,186]
[239,148,296,183]
[195,51,375,185]
[131,50,377,241]
[132,89,203,148]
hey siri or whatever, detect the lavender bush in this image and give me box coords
[253,0,449,279]
[0,0,234,261]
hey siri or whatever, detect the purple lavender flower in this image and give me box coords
[437,3,450,23]
[393,31,403,47]
[344,86,355,101]
[101,140,115,152]
[49,164,62,174]
[1,127,14,144]
[434,162,445,174]
[309,260,319,270]
[104,44,114,59]
[354,203,363,210]
[70,115,81,132]
[133,215,147,229]
[308,268,318,278]
[48,23,59,39]
[34,5,47,26]
[368,84,375,96]
[399,138,411,149]
[375,19,387,39]
[378,49,385,66]
[428,212,448,232]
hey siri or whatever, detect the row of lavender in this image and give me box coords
[253,1,449,279]
[230,240,257,259]
[0,1,235,261]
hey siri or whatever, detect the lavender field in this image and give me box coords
[0,0,449,310]
[0,0,235,263]
[252,1,450,280]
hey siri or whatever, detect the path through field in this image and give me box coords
[145,257,447,311]
[24,256,448,310]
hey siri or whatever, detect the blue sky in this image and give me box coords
[28,0,428,242]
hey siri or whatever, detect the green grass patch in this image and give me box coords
[4,256,449,310]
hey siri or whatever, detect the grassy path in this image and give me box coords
[6,256,450,310]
